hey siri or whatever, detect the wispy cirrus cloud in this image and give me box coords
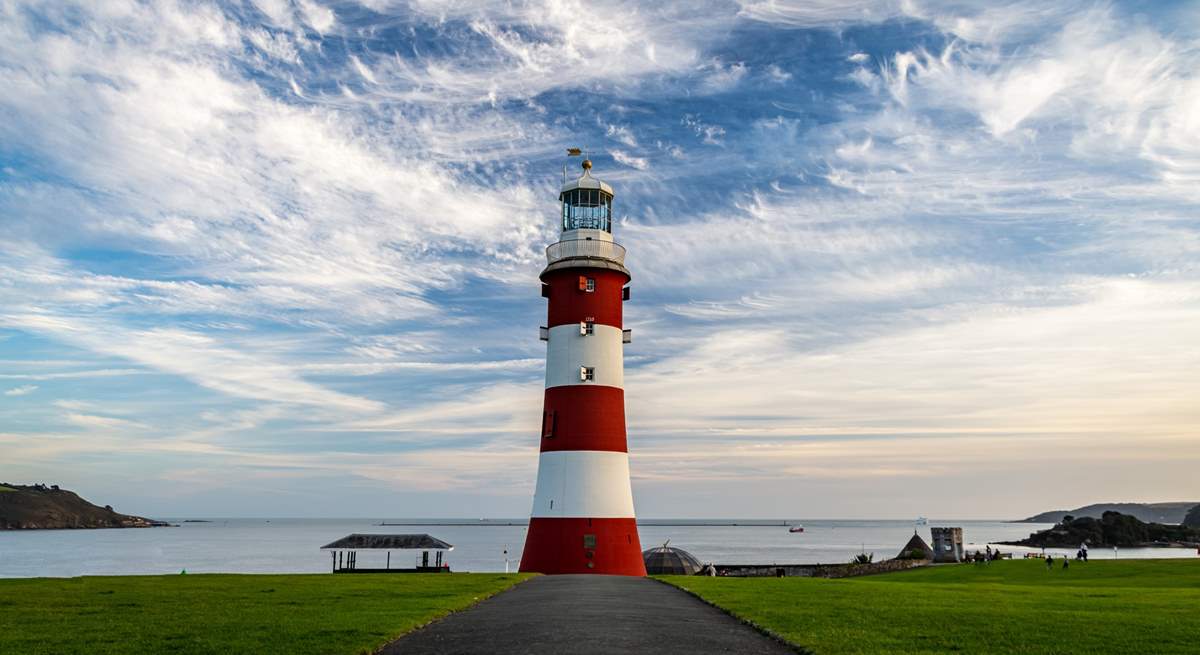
[1,0,1197,518]
[4,385,38,397]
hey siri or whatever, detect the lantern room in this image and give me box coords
[560,159,614,233]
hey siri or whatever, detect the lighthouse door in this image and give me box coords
[583,533,597,568]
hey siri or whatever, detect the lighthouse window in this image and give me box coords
[585,278,595,292]
[561,188,613,232]
[580,321,594,336]
[580,366,595,381]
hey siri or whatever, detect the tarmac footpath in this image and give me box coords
[379,574,798,654]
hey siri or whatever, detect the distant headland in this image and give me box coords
[1002,511,1200,549]
[1018,501,1199,524]
[0,483,167,530]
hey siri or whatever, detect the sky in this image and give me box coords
[1,0,1198,520]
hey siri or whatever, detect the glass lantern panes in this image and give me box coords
[561,188,613,232]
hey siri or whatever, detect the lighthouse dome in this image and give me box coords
[560,160,614,233]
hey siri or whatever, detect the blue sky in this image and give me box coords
[1,0,1198,519]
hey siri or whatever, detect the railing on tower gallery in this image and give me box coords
[546,239,626,265]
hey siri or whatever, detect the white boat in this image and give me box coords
[915,516,929,526]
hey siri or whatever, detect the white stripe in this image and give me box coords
[561,228,614,243]
[545,323,623,389]
[530,450,636,518]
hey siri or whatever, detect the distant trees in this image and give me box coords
[1017,511,1200,547]
[1184,505,1200,528]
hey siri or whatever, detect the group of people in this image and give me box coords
[1075,542,1090,562]
[969,545,1004,563]
[1045,543,1089,570]
[1045,554,1070,570]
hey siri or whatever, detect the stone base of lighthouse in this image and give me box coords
[520,517,645,575]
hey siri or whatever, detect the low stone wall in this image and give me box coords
[714,558,929,578]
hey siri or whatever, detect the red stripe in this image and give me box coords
[543,268,627,329]
[540,386,627,453]
[519,517,646,576]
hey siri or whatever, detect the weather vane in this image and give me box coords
[563,146,591,182]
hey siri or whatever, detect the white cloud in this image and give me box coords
[611,150,650,170]
[738,0,904,27]
[65,413,147,431]
[4,385,38,396]
[605,124,639,147]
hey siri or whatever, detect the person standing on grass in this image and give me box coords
[1062,557,1069,571]
[1046,555,1054,570]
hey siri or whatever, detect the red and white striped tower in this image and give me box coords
[519,158,646,576]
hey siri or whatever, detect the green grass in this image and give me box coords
[661,559,1200,654]
[0,485,15,492]
[0,573,530,655]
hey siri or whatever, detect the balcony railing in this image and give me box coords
[546,239,626,266]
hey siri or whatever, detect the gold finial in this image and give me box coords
[582,159,592,171]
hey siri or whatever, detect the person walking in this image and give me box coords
[1045,555,1054,570]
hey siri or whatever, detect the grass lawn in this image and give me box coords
[0,485,15,492]
[0,573,530,655]
[661,559,1200,654]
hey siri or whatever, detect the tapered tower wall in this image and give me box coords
[519,165,645,576]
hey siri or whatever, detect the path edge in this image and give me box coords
[650,577,814,655]
[373,574,538,654]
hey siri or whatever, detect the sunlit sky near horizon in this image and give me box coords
[1,0,1198,519]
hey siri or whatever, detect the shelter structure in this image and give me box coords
[321,533,453,573]
[642,544,702,575]
[895,531,934,560]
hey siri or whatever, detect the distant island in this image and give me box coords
[0,483,167,529]
[1019,501,1199,524]
[1001,511,1200,549]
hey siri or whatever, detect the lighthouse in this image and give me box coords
[519,157,646,576]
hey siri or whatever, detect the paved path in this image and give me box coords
[380,575,796,654]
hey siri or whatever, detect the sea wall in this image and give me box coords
[714,558,929,578]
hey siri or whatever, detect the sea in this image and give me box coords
[1,519,1195,578]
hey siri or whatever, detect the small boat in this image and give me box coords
[789,525,804,533]
[915,516,929,526]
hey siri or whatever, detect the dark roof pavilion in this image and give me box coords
[896,531,934,560]
[321,533,453,550]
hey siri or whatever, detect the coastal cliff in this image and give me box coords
[0,483,164,529]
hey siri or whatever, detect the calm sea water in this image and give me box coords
[0,519,1194,578]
